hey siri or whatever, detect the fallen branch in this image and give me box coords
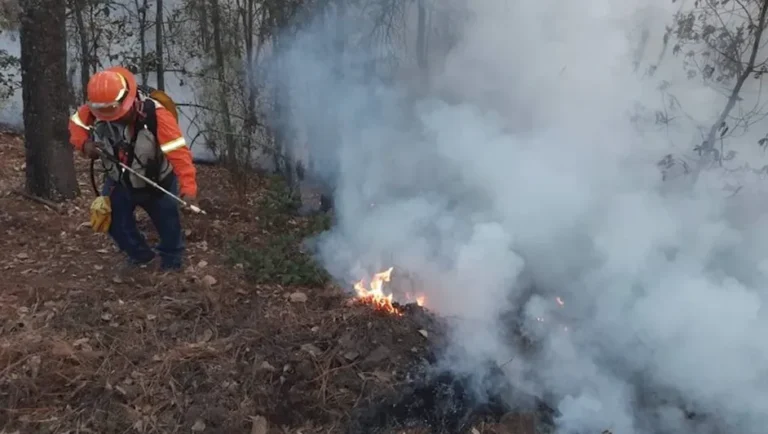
[13,189,63,213]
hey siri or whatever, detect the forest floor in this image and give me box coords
[0,132,537,434]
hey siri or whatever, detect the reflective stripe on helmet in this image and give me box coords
[87,72,128,110]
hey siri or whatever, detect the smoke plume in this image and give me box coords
[271,0,768,432]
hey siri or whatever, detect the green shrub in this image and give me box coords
[226,175,332,287]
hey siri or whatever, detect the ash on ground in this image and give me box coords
[348,306,557,434]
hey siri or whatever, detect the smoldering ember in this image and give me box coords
[4,0,768,433]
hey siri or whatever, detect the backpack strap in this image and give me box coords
[90,120,133,189]
[127,97,164,188]
[139,97,159,138]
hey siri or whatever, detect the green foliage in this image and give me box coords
[0,47,19,101]
[227,176,332,287]
[228,234,331,287]
[259,176,302,221]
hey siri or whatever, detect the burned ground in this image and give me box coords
[0,133,541,433]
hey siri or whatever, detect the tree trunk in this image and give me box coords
[242,0,256,163]
[135,0,148,85]
[87,5,101,73]
[19,0,79,200]
[72,0,89,101]
[209,0,237,171]
[309,0,345,207]
[272,31,292,185]
[199,0,210,53]
[156,0,164,90]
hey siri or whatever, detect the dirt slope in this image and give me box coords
[0,133,532,434]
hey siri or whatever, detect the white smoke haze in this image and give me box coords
[272,0,768,433]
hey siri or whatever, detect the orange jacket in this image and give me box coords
[68,103,198,198]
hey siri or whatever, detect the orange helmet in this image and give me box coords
[86,66,138,121]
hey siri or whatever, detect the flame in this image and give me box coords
[352,267,427,315]
[405,293,427,307]
[354,267,400,314]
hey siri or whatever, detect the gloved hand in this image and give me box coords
[82,140,101,159]
[90,196,112,233]
[181,194,202,213]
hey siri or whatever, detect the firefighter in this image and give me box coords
[68,65,198,272]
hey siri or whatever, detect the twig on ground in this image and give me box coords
[13,189,63,213]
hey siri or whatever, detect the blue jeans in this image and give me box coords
[102,173,185,270]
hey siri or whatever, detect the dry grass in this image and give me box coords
[0,132,535,434]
